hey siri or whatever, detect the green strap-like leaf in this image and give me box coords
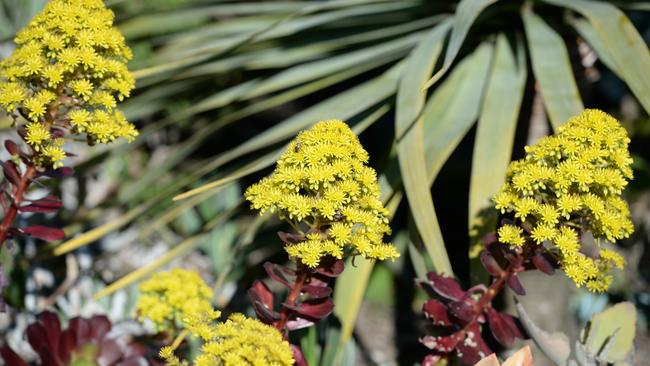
[396,22,453,275]
[567,17,621,78]
[523,5,583,130]
[423,42,493,183]
[543,0,650,115]
[423,0,498,89]
[468,34,526,230]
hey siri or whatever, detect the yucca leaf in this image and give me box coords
[468,34,526,231]
[424,0,498,89]
[544,0,650,115]
[396,21,453,275]
[523,5,583,130]
[423,42,493,183]
[567,16,621,77]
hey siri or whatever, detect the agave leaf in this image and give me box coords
[468,34,526,231]
[515,299,571,365]
[396,21,453,275]
[424,0,498,89]
[543,0,650,115]
[522,5,583,130]
[582,301,636,364]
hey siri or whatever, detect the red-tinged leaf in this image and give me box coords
[481,232,498,247]
[423,299,452,326]
[422,354,443,366]
[480,251,503,277]
[90,315,111,339]
[26,323,49,353]
[38,348,62,366]
[58,329,76,364]
[249,280,274,310]
[300,284,332,299]
[457,324,493,365]
[69,317,92,345]
[474,353,500,366]
[22,226,65,241]
[41,167,74,179]
[283,298,334,320]
[426,272,466,301]
[278,231,304,244]
[291,345,309,366]
[532,252,555,275]
[19,198,63,213]
[97,339,121,366]
[39,311,61,355]
[506,273,526,295]
[486,307,514,347]
[264,262,295,288]
[286,316,315,331]
[252,298,281,324]
[0,346,29,366]
[500,313,526,339]
[450,299,475,323]
[5,140,20,155]
[314,258,344,277]
[2,160,21,187]
[420,333,461,353]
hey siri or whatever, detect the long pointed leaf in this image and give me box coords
[523,6,583,129]
[396,22,453,275]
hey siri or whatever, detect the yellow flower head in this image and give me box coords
[191,313,294,366]
[245,120,399,267]
[0,0,137,168]
[493,109,633,292]
[136,269,216,332]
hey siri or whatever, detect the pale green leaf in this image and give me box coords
[395,22,453,275]
[523,6,583,130]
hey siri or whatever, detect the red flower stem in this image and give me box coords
[275,266,309,335]
[0,164,37,248]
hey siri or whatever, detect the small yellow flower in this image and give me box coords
[497,224,525,246]
[245,120,398,267]
[136,268,214,332]
[24,123,51,148]
[493,109,634,292]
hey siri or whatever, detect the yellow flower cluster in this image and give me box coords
[180,313,294,366]
[0,0,137,167]
[136,269,217,331]
[494,110,632,292]
[245,120,399,267]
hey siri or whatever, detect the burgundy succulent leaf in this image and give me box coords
[291,345,309,366]
[314,258,344,277]
[286,316,315,331]
[500,313,526,340]
[21,225,65,241]
[486,307,514,347]
[264,262,295,288]
[456,324,493,365]
[506,273,526,295]
[4,140,20,155]
[40,166,74,179]
[278,231,305,245]
[249,280,275,310]
[420,333,462,353]
[0,346,28,366]
[422,299,452,326]
[425,273,466,301]
[449,298,475,323]
[480,251,503,277]
[300,284,332,299]
[283,298,334,320]
[532,251,556,275]
[19,196,63,213]
[2,160,21,187]
[0,311,148,366]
